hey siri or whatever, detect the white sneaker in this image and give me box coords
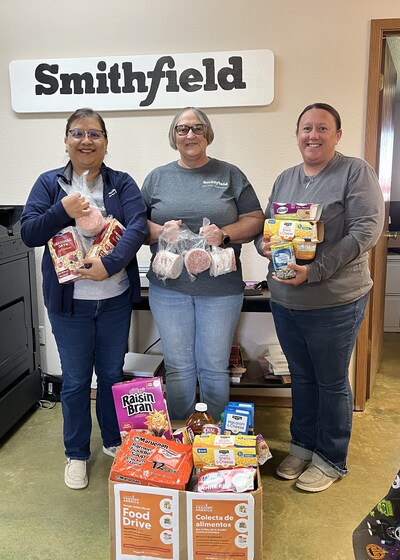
[64,459,88,489]
[103,445,121,458]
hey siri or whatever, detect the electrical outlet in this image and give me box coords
[39,326,45,345]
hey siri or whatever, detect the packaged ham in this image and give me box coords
[184,247,211,275]
[76,204,105,237]
[85,217,125,258]
[210,246,237,277]
[152,249,184,280]
[48,226,85,283]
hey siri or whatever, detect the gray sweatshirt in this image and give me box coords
[258,152,385,310]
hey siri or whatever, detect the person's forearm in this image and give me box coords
[223,211,265,244]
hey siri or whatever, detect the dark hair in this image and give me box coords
[296,103,342,133]
[168,107,214,150]
[65,107,108,138]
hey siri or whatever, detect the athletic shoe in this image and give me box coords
[64,459,88,489]
[296,465,337,492]
[103,445,121,458]
[276,455,310,480]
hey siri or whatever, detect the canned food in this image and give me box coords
[201,424,221,435]
[271,241,296,279]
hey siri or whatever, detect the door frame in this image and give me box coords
[354,18,400,410]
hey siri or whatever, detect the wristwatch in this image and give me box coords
[220,229,231,248]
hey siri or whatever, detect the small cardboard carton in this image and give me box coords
[109,468,263,560]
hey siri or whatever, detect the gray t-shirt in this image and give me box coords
[141,158,262,296]
[258,152,384,309]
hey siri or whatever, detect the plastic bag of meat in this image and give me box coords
[59,169,106,237]
[151,223,186,281]
[209,246,237,277]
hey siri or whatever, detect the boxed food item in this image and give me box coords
[272,202,322,221]
[86,217,125,258]
[48,226,85,283]
[112,377,172,441]
[109,467,263,560]
[192,433,257,470]
[263,218,324,243]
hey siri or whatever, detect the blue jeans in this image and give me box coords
[270,293,368,477]
[48,290,132,460]
[149,283,243,422]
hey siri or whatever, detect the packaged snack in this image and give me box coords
[198,467,256,493]
[270,241,297,279]
[256,434,272,465]
[112,377,172,440]
[110,430,193,490]
[48,226,85,283]
[272,202,322,221]
[85,217,125,258]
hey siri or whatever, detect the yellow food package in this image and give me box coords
[192,433,257,469]
[263,218,324,242]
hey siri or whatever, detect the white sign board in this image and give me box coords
[9,50,274,113]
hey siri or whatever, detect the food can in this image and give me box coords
[270,241,296,279]
[201,424,221,435]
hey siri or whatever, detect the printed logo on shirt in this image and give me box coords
[108,189,118,197]
[203,180,228,188]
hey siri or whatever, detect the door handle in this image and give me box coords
[384,232,399,239]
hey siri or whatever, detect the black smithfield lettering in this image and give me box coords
[34,56,246,106]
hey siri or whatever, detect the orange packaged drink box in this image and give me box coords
[110,430,193,490]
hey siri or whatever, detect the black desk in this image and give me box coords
[133,288,271,313]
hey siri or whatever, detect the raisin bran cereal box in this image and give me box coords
[112,377,172,441]
[110,430,193,490]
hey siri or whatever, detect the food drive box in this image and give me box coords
[109,468,263,560]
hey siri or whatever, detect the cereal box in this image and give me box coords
[112,377,172,440]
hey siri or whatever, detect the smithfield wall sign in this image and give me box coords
[9,50,274,113]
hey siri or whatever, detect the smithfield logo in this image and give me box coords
[9,50,274,113]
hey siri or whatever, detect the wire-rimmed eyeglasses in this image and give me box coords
[68,128,106,140]
[174,124,206,136]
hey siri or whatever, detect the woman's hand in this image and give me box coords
[272,263,308,286]
[77,257,109,281]
[258,238,273,259]
[199,223,224,246]
[61,192,90,219]
[146,219,182,245]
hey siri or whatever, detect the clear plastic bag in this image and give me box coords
[60,170,105,237]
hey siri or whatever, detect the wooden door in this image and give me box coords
[354,19,399,410]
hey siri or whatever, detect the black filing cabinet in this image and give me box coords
[0,205,42,439]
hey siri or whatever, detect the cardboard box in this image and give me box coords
[109,468,263,560]
[263,218,324,243]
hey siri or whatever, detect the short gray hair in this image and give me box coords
[168,107,214,150]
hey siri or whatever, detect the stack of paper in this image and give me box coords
[122,352,164,378]
[262,344,290,378]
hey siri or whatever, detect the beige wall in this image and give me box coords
[1,0,399,375]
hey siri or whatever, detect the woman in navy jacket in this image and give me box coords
[21,108,147,489]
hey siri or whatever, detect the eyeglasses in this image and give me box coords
[68,128,106,140]
[174,124,205,136]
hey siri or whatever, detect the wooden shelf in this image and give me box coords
[230,360,291,388]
